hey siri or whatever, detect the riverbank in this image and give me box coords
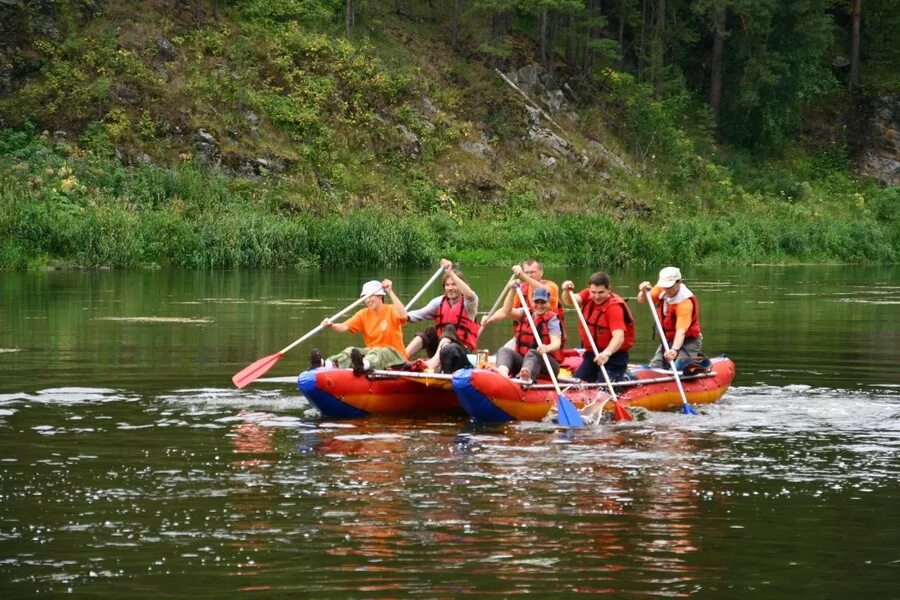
[2,130,895,269]
[1,1,897,270]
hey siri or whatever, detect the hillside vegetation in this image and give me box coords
[0,0,897,269]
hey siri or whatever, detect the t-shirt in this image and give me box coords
[512,279,560,311]
[578,289,627,332]
[406,293,479,324]
[344,303,408,357]
[649,285,694,331]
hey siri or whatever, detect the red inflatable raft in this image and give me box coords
[451,355,736,423]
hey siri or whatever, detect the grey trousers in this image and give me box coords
[649,335,703,369]
[496,347,560,381]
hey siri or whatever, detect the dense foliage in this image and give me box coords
[0,0,896,269]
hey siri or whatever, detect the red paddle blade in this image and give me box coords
[612,400,633,422]
[232,352,283,389]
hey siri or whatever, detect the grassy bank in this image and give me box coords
[2,127,895,270]
[0,3,897,270]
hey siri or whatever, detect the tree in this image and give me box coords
[848,0,861,89]
[719,0,836,148]
[451,0,462,49]
[709,1,728,129]
[346,0,355,34]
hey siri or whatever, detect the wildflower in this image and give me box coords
[59,176,79,191]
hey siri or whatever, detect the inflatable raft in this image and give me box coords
[452,355,736,423]
[297,368,459,419]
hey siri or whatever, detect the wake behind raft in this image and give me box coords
[297,352,735,422]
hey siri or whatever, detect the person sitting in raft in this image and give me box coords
[637,267,704,369]
[405,258,480,373]
[494,285,564,384]
[562,271,636,383]
[310,279,408,376]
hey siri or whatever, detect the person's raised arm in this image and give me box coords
[561,280,579,306]
[513,263,542,290]
[636,280,652,303]
[507,281,525,322]
[382,279,407,321]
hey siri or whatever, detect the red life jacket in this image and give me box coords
[578,292,635,352]
[515,311,565,362]
[435,296,480,351]
[516,281,568,345]
[656,294,701,343]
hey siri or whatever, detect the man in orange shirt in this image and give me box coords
[482,259,565,351]
[637,267,703,369]
[312,279,408,376]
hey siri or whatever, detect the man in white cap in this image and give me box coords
[637,267,703,369]
[311,279,408,376]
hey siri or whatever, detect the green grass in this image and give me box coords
[2,137,894,270]
[0,3,896,271]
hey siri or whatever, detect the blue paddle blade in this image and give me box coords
[682,402,698,415]
[557,395,584,428]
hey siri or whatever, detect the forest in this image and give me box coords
[0,0,897,268]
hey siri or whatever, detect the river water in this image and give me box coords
[1,266,897,597]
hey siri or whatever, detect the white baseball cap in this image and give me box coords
[656,267,682,288]
[360,280,385,297]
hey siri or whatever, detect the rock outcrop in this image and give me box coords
[858,94,899,186]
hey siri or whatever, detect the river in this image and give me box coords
[1,265,897,597]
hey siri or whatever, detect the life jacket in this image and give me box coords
[656,294,701,342]
[515,311,565,362]
[517,281,568,345]
[578,292,635,352]
[435,296,480,351]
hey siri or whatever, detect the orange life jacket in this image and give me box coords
[578,292,635,352]
[435,296,480,351]
[657,294,701,342]
[515,311,565,362]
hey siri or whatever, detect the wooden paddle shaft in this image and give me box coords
[568,289,620,402]
[643,289,691,404]
[279,290,375,354]
[405,266,445,310]
[514,286,564,394]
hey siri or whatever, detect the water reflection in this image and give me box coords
[1,265,898,596]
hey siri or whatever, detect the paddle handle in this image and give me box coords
[568,290,619,402]
[479,274,517,334]
[643,289,691,405]
[278,290,374,354]
[405,266,445,310]
[514,286,564,395]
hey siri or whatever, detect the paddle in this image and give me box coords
[234,266,443,389]
[568,290,633,422]
[514,286,584,428]
[232,289,380,389]
[478,274,518,334]
[643,289,697,415]
[404,266,445,310]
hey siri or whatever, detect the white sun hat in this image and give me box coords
[655,267,682,288]
[360,280,385,297]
